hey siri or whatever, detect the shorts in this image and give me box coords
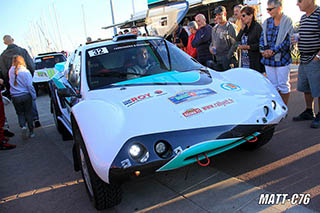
[265,65,291,94]
[298,60,320,97]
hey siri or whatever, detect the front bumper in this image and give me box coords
[109,124,274,183]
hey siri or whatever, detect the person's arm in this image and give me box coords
[271,34,291,54]
[248,24,263,51]
[180,29,189,47]
[192,26,212,48]
[24,71,37,100]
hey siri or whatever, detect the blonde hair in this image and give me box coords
[12,55,26,86]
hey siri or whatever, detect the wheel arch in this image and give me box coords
[71,100,126,183]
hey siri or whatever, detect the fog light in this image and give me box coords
[134,171,141,176]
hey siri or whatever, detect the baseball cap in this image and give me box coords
[214,6,226,15]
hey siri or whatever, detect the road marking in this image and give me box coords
[41,123,55,128]
[0,179,84,204]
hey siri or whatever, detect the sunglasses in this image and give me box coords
[242,14,249,18]
[266,7,277,12]
[297,0,302,2]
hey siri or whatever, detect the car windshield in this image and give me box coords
[86,39,203,90]
[35,55,66,69]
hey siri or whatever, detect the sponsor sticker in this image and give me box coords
[201,98,234,111]
[181,98,235,118]
[220,83,241,91]
[122,90,167,107]
[169,88,217,104]
[121,159,132,169]
[182,108,203,118]
[37,72,48,77]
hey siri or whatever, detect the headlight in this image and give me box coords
[154,140,172,158]
[129,143,149,163]
[155,142,167,154]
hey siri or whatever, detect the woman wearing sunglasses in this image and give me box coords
[259,0,294,106]
[234,6,265,74]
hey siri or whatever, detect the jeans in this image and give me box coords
[12,94,34,131]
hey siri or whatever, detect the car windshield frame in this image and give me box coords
[85,38,204,90]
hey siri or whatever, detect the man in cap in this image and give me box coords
[209,6,237,71]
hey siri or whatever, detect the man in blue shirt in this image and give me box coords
[192,14,212,66]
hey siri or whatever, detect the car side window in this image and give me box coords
[67,51,81,90]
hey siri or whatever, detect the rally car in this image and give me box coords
[33,52,66,94]
[48,1,287,210]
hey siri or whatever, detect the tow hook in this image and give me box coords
[245,135,258,143]
[196,153,210,167]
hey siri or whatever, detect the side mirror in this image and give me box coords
[54,62,66,72]
[57,88,81,98]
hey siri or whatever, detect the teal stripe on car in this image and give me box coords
[157,132,261,172]
[114,71,200,85]
[52,76,65,89]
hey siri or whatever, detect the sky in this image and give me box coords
[0,0,319,57]
[0,0,148,56]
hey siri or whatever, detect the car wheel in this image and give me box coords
[240,126,275,150]
[76,128,122,210]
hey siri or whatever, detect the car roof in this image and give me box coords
[35,52,65,58]
[78,35,162,52]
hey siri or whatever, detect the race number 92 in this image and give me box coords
[88,47,109,57]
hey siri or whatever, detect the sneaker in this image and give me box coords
[293,110,315,121]
[21,126,28,140]
[4,129,15,137]
[34,120,41,128]
[29,131,35,138]
[311,113,320,128]
[0,141,16,150]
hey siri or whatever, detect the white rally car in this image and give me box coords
[48,2,287,210]
[33,52,66,94]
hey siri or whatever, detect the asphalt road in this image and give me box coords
[1,68,319,213]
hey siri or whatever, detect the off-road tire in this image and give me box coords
[240,126,275,150]
[75,126,122,210]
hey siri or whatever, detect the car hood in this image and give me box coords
[84,69,286,138]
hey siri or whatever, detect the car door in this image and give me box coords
[145,0,189,38]
[60,50,82,125]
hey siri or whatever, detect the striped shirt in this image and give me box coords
[298,6,320,64]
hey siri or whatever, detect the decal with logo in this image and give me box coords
[168,88,217,104]
[122,90,167,107]
[201,98,235,111]
[220,83,241,91]
[181,98,235,118]
[182,108,203,118]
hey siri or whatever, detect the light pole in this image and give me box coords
[110,0,117,35]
